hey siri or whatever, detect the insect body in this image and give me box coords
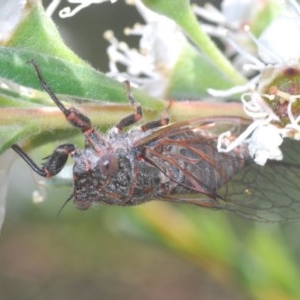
[71,119,249,210]
[12,61,300,221]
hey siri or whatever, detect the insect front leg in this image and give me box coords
[12,144,75,178]
[28,60,109,152]
[28,60,92,133]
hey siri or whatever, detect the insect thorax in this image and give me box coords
[71,146,167,209]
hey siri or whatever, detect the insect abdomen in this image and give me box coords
[144,132,250,198]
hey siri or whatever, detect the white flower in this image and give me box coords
[258,3,300,64]
[193,0,268,30]
[193,0,279,78]
[104,0,187,97]
[216,0,300,165]
[221,0,257,27]
[46,0,300,165]
[0,0,26,43]
[246,124,283,165]
[48,0,187,97]
[218,119,284,166]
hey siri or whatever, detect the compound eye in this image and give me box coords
[99,154,118,176]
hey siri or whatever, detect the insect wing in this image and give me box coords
[133,117,247,204]
[215,138,300,221]
[134,117,250,147]
[136,117,248,192]
[134,117,300,221]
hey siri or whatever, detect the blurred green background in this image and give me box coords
[1,159,247,300]
[2,1,300,300]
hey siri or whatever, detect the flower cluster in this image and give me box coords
[47,0,188,97]
[210,0,300,165]
[47,0,300,166]
[104,1,188,97]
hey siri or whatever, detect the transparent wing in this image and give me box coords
[161,138,300,222]
[135,117,300,222]
[215,138,300,221]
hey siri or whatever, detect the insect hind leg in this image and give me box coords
[116,81,170,132]
[116,81,143,131]
[141,118,169,131]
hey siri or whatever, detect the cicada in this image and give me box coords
[12,61,300,221]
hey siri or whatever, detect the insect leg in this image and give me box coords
[116,81,143,131]
[28,60,92,133]
[141,118,170,131]
[29,60,108,153]
[141,98,171,131]
[12,144,75,178]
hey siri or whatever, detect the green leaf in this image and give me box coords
[0,49,168,154]
[0,0,166,154]
[6,0,83,64]
[142,0,246,85]
[166,45,236,99]
[0,47,165,107]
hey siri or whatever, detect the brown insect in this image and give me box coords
[12,61,300,221]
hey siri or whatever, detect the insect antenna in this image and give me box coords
[56,193,74,218]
